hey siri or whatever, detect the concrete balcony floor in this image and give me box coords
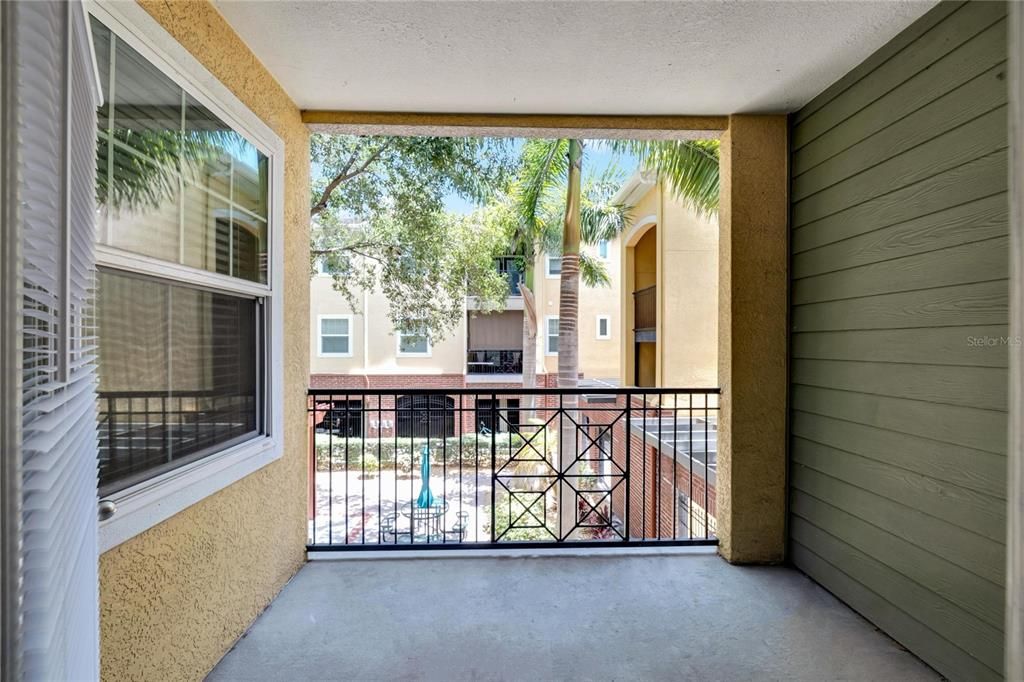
[209,551,938,681]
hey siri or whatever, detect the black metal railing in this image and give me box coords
[307,387,719,551]
[466,349,524,375]
[634,285,657,331]
[98,389,258,495]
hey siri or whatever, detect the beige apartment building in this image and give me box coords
[617,172,719,388]
[310,242,624,388]
[310,172,719,390]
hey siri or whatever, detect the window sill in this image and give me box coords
[319,352,353,358]
[98,434,282,553]
[397,352,432,359]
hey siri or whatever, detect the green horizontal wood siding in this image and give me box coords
[789,2,1009,680]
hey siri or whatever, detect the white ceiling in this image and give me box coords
[214,0,937,116]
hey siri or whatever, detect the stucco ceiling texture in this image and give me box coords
[214,0,937,116]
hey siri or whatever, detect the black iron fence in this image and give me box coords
[466,349,524,375]
[308,387,719,551]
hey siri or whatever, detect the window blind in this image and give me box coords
[9,1,102,679]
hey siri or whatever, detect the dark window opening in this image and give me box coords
[315,399,363,437]
[396,394,454,438]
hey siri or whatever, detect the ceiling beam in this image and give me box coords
[301,111,728,139]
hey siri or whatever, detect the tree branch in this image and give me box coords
[310,140,394,217]
[310,239,398,257]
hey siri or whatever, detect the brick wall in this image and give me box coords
[309,373,555,438]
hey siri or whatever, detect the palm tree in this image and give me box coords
[515,137,720,394]
[513,136,719,536]
[507,140,629,417]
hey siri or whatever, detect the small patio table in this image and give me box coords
[400,499,449,541]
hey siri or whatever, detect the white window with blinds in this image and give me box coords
[545,316,560,355]
[319,315,352,357]
[397,322,431,357]
[3,1,103,678]
[88,2,285,552]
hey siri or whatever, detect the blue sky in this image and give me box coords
[443,139,638,215]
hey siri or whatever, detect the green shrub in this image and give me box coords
[313,432,541,473]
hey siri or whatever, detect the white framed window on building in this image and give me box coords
[545,255,562,278]
[546,316,560,355]
[598,239,610,259]
[596,315,611,340]
[89,3,285,552]
[318,315,352,357]
[316,257,343,276]
[397,322,431,357]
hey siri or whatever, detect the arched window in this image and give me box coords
[395,395,455,438]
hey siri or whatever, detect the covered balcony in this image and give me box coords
[466,310,525,379]
[4,1,1020,682]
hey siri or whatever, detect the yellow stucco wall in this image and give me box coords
[660,190,718,388]
[716,115,788,564]
[619,183,718,388]
[98,2,311,680]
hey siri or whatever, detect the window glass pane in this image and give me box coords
[93,18,112,134]
[399,327,429,354]
[185,94,268,219]
[182,183,230,274]
[598,240,609,258]
[233,143,269,218]
[97,269,260,495]
[322,336,349,354]
[104,144,182,262]
[547,318,559,353]
[599,318,609,336]
[91,17,269,284]
[322,318,349,335]
[548,257,561,275]
[231,212,268,284]
[109,26,183,161]
[183,94,232,198]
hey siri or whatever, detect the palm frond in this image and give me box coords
[579,166,632,243]
[98,128,242,213]
[579,251,611,288]
[515,138,568,232]
[608,139,720,217]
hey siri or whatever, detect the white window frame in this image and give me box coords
[396,324,432,358]
[545,255,562,278]
[545,315,559,356]
[597,239,610,260]
[91,1,285,553]
[315,257,334,276]
[318,314,353,357]
[596,314,611,340]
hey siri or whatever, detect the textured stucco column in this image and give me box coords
[716,115,788,563]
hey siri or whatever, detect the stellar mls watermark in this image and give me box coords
[967,335,1023,347]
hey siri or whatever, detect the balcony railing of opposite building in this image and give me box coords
[495,256,525,296]
[466,349,524,375]
[307,386,719,551]
[634,285,656,336]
